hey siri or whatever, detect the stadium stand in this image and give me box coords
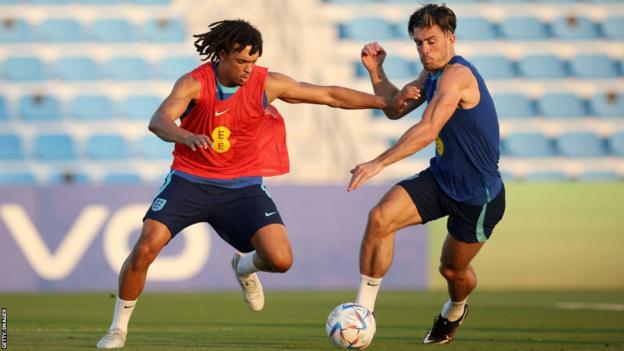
[2,56,46,80]
[18,94,62,121]
[33,133,77,161]
[55,57,100,80]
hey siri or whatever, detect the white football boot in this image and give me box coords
[231,252,265,312]
[96,328,127,348]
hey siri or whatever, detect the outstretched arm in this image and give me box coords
[347,64,473,191]
[361,42,427,119]
[148,74,211,151]
[264,72,420,113]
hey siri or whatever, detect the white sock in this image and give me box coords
[109,297,137,332]
[355,274,382,312]
[236,251,260,276]
[441,298,467,322]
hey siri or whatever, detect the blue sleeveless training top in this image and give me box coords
[425,55,502,205]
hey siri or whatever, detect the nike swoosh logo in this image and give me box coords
[123,305,135,309]
[265,211,277,217]
[215,109,231,117]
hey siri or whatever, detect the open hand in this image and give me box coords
[348,159,384,192]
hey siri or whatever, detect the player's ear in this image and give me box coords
[217,49,227,62]
[448,31,455,45]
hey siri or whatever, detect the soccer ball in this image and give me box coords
[326,303,376,349]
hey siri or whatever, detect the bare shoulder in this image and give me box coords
[171,73,201,98]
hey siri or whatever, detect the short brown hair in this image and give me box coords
[407,4,456,39]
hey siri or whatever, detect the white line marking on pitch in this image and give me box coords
[556,302,624,312]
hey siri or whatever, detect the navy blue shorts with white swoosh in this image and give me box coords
[144,174,283,252]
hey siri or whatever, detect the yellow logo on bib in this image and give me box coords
[211,126,231,153]
[435,136,444,156]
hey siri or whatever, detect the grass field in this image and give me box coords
[2,290,623,350]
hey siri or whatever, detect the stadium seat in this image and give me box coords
[0,96,8,120]
[523,171,569,182]
[158,56,197,80]
[576,171,621,181]
[499,17,549,40]
[121,95,161,119]
[603,16,624,40]
[106,57,151,80]
[103,172,143,184]
[2,57,46,81]
[69,95,114,120]
[455,17,497,41]
[339,17,397,41]
[0,171,36,185]
[131,0,171,4]
[551,15,598,40]
[0,133,24,160]
[538,93,587,118]
[137,134,173,159]
[609,132,624,157]
[141,18,185,42]
[49,171,89,184]
[85,134,130,160]
[18,95,62,121]
[0,18,33,42]
[518,54,568,79]
[355,56,415,80]
[91,19,136,42]
[469,55,516,79]
[31,0,73,3]
[590,91,624,118]
[40,19,84,42]
[503,132,555,157]
[81,0,121,3]
[557,132,607,157]
[33,133,77,160]
[55,57,100,80]
[492,93,535,118]
[570,54,619,79]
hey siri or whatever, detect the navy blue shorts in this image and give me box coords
[144,174,283,253]
[398,169,505,243]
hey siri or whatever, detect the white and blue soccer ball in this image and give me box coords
[326,302,376,349]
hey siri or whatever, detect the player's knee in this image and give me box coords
[439,264,459,281]
[267,251,293,273]
[368,206,390,231]
[129,244,158,270]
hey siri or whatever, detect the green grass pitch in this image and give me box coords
[1,290,623,350]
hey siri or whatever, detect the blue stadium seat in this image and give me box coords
[31,0,73,3]
[523,171,569,182]
[55,57,100,80]
[91,19,136,42]
[355,56,415,79]
[518,54,567,79]
[469,55,515,79]
[69,95,114,120]
[0,18,33,42]
[106,57,150,80]
[85,134,130,160]
[538,93,587,118]
[603,16,624,40]
[2,57,46,81]
[158,56,197,80]
[551,16,598,40]
[137,134,173,159]
[40,19,84,42]
[131,0,171,3]
[492,93,535,118]
[557,132,606,157]
[103,172,143,184]
[456,17,497,40]
[122,95,161,119]
[590,92,624,118]
[0,96,8,120]
[503,132,555,157]
[499,16,548,40]
[33,133,77,160]
[609,132,624,157]
[18,95,62,121]
[81,0,121,3]
[0,133,24,160]
[577,171,620,181]
[0,171,36,185]
[141,18,185,42]
[340,17,396,41]
[570,54,619,79]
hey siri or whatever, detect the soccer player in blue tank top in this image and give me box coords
[347,4,506,344]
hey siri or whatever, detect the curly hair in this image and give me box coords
[407,4,456,39]
[193,19,263,62]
